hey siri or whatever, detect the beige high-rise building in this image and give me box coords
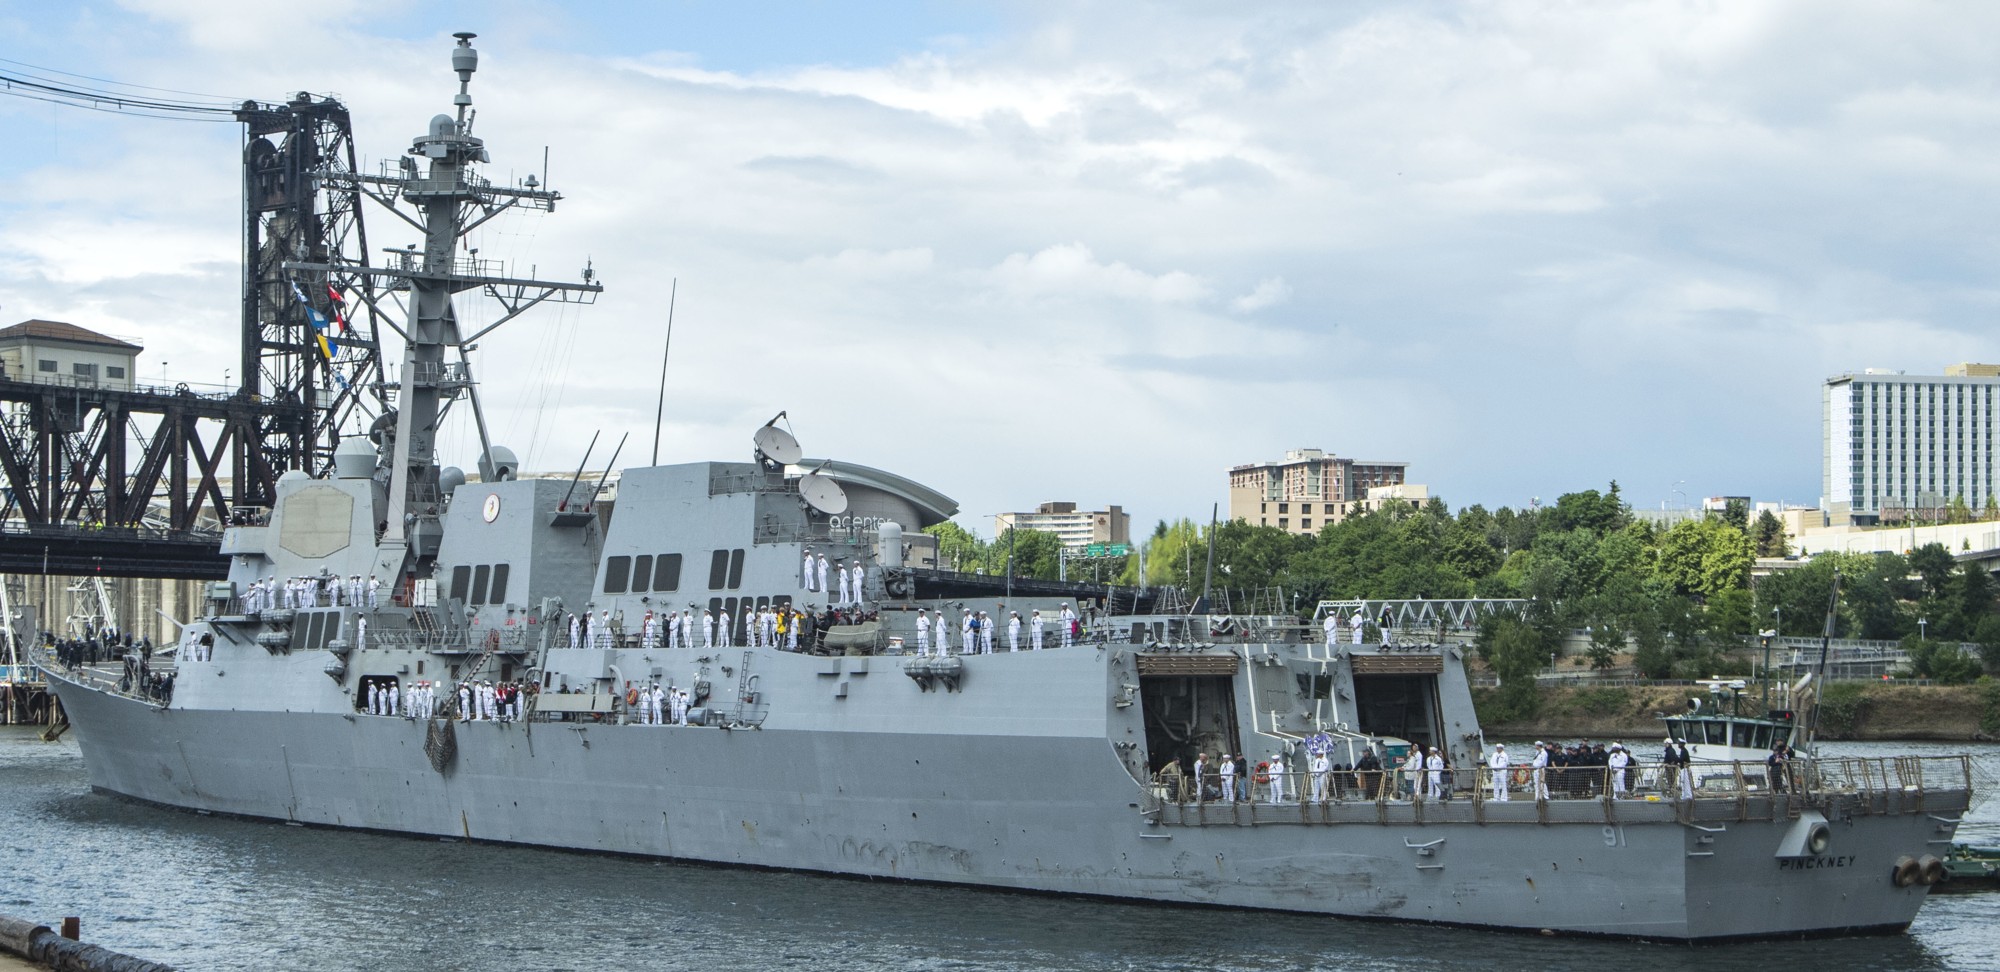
[994,502,1131,550]
[1227,449,1409,535]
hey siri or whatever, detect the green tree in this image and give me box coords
[1752,510,1789,558]
[1909,543,1955,599]
[1902,634,1982,684]
[1655,518,1754,598]
[985,529,1065,581]
[1720,498,1750,533]
[1480,614,1551,718]
[924,521,986,572]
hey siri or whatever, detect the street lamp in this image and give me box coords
[1919,617,1928,643]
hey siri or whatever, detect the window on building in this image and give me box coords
[1278,503,1289,514]
[106,366,125,380]
[1301,519,1312,530]
[1324,504,1336,514]
[72,363,96,378]
[1278,518,1288,529]
[36,360,55,373]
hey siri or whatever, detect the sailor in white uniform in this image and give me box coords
[1030,610,1045,650]
[356,615,367,652]
[803,547,817,590]
[1219,754,1237,802]
[1426,747,1444,800]
[367,574,380,608]
[568,613,581,649]
[978,611,994,653]
[1350,611,1364,644]
[1267,753,1286,804]
[835,565,849,606]
[1059,603,1076,648]
[763,606,778,646]
[1322,612,1339,644]
[1311,751,1330,803]
[1007,611,1021,651]
[719,607,734,647]
[915,611,931,655]
[1531,741,1551,800]
[367,682,380,715]
[1608,742,1630,798]
[642,611,658,649]
[850,560,866,604]
[934,609,950,654]
[458,682,472,720]
[1488,744,1510,801]
[960,610,975,655]
[678,610,691,649]
[702,609,715,648]
[816,553,829,598]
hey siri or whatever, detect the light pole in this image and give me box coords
[1919,617,1928,643]
[1672,480,1687,518]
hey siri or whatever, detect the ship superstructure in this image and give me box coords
[36,37,1972,942]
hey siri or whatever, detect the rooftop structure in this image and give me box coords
[0,319,143,390]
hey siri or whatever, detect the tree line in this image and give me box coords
[928,483,2000,698]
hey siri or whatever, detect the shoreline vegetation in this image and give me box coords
[1478,683,2000,742]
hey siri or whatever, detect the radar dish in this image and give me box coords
[799,474,848,515]
[754,425,803,465]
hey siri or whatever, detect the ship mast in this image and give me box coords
[286,33,601,585]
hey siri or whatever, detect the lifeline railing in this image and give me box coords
[1142,754,1974,827]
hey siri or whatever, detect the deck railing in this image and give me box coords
[1142,754,1974,827]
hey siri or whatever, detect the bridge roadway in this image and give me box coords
[0,523,226,580]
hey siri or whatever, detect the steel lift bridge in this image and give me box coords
[0,36,594,580]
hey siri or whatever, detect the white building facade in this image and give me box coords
[1823,364,2000,524]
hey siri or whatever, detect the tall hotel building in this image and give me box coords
[1823,364,2000,524]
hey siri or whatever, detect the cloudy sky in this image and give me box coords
[3,1,1997,535]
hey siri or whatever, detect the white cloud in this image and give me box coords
[1230,277,1291,314]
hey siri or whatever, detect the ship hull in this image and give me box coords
[47,668,1950,941]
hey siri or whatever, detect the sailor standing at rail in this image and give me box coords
[367,681,379,715]
[664,610,679,648]
[915,611,931,655]
[960,610,975,655]
[851,560,866,604]
[764,605,778,646]
[1350,611,1364,644]
[1322,612,1339,644]
[702,609,715,648]
[677,610,691,649]
[932,609,949,654]
[1267,752,1286,804]
[367,574,380,608]
[568,612,581,649]
[1488,743,1510,801]
[1426,747,1444,800]
[816,553,829,598]
[642,611,657,649]
[834,563,849,606]
[978,611,994,653]
[1008,611,1021,651]
[803,546,817,590]
[1030,609,1045,650]
[1608,742,1629,798]
[1219,753,1237,802]
[1059,603,1076,648]
[457,681,471,720]
[1311,750,1330,803]
[1531,741,1551,800]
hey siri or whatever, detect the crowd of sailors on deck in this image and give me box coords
[242,573,381,613]
[355,676,535,722]
[1165,736,1780,805]
[47,630,176,704]
[556,600,1084,656]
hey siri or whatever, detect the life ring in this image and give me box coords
[1510,767,1530,787]
[1254,764,1271,784]
[1892,856,1921,888]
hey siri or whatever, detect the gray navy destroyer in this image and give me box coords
[37,36,1974,941]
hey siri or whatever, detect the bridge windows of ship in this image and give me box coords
[448,564,511,606]
[706,549,745,591]
[602,553,685,594]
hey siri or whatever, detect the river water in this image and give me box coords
[2,730,1998,972]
